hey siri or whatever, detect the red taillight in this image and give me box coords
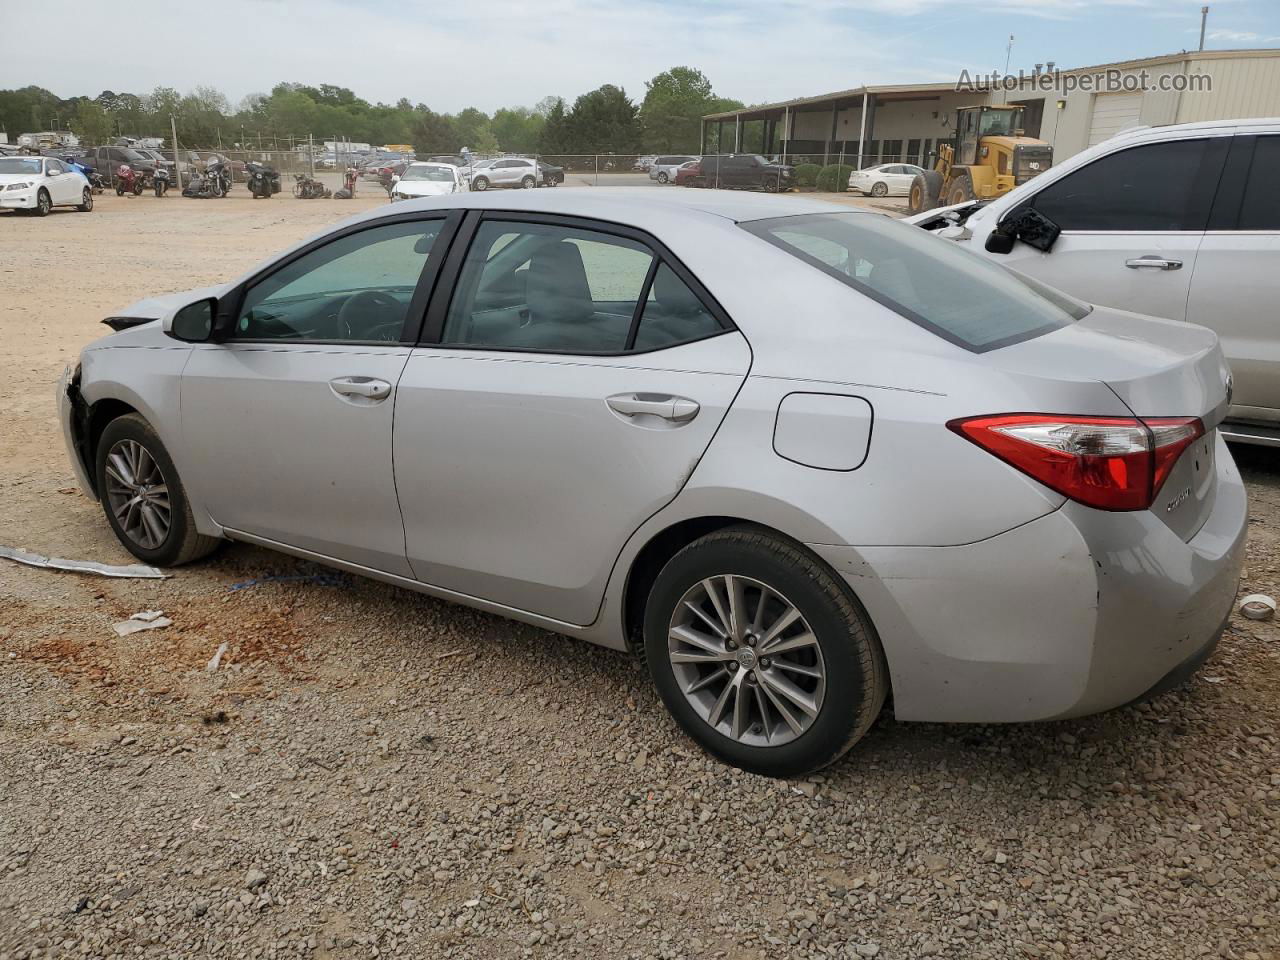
[948,414,1204,512]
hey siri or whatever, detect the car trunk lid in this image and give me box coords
[985,305,1232,542]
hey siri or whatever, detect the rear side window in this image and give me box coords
[1239,136,1280,231]
[1028,139,1224,231]
[742,212,1086,352]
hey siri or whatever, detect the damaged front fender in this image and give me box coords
[57,363,97,500]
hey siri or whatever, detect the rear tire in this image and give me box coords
[657,171,669,184]
[945,173,975,206]
[870,181,888,197]
[521,175,536,189]
[643,526,887,777]
[473,176,489,191]
[77,188,93,212]
[907,171,943,214]
[95,414,221,567]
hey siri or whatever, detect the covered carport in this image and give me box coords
[700,82,986,168]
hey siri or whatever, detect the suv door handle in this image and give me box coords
[607,393,700,422]
[1125,256,1183,271]
[329,376,391,401]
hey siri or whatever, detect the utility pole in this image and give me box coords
[1005,35,1014,73]
[170,114,182,189]
[309,133,314,178]
[1199,6,1209,51]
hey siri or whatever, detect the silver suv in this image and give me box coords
[648,156,697,184]
[469,158,539,191]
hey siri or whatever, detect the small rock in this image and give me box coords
[244,868,269,891]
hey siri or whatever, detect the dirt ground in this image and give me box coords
[1,187,1278,960]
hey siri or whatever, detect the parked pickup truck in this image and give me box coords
[698,154,794,192]
[85,145,159,186]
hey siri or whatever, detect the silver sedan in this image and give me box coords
[59,189,1245,777]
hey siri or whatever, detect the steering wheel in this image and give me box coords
[336,290,400,340]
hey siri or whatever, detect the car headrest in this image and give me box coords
[652,264,703,318]
[527,241,594,324]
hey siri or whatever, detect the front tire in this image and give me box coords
[907,171,943,214]
[657,171,669,184]
[34,189,52,216]
[945,173,975,206]
[643,526,887,778]
[77,188,93,212]
[95,414,220,567]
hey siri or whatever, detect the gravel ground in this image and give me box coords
[1,189,1277,960]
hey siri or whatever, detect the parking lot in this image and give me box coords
[2,191,1279,960]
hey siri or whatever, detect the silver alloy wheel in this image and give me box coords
[104,439,172,550]
[667,575,826,747]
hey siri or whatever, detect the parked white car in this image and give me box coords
[848,163,925,197]
[469,158,539,191]
[0,155,92,216]
[391,162,464,201]
[649,155,697,184]
[909,117,1280,444]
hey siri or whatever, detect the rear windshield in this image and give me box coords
[741,212,1087,352]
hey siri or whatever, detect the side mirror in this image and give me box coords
[987,206,1060,254]
[984,231,1016,255]
[164,297,217,343]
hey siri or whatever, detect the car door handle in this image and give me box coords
[329,376,391,401]
[607,393,700,422]
[1125,256,1183,271]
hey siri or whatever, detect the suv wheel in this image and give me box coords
[657,171,669,183]
[473,176,489,191]
[644,526,887,777]
[521,175,537,189]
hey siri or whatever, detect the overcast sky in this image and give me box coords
[3,0,1277,113]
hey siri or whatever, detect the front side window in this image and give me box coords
[1028,138,1223,232]
[442,220,654,353]
[235,219,444,342]
[743,212,1085,352]
[47,159,65,174]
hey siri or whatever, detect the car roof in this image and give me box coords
[352,187,857,227]
[1107,116,1280,144]
[407,161,458,170]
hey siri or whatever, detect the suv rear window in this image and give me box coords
[742,212,1087,352]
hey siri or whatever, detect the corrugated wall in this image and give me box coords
[1177,55,1280,122]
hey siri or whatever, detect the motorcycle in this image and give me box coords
[115,164,144,196]
[246,162,281,199]
[292,173,331,199]
[153,166,171,197]
[182,164,228,199]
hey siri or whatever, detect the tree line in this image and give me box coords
[0,67,743,156]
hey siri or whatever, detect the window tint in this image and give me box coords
[632,264,722,351]
[235,220,443,342]
[743,212,1085,352]
[1030,139,1221,231]
[442,220,654,353]
[47,159,64,174]
[1239,136,1280,231]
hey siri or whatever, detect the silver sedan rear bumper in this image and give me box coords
[812,431,1247,723]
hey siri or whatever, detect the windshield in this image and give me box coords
[402,166,454,182]
[979,108,1023,137]
[0,158,42,175]
[741,212,1086,352]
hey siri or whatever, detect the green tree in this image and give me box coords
[73,99,112,146]
[564,85,639,154]
[412,108,458,155]
[453,107,497,153]
[639,67,713,153]
[537,98,572,154]
[491,106,544,153]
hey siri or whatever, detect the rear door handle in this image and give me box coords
[329,376,391,401]
[1125,256,1183,271]
[607,393,700,422]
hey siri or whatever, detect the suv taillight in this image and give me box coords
[948,414,1204,511]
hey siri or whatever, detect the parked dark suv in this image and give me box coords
[699,154,794,192]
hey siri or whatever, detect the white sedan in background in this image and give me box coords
[391,162,465,201]
[848,163,925,198]
[0,155,93,216]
